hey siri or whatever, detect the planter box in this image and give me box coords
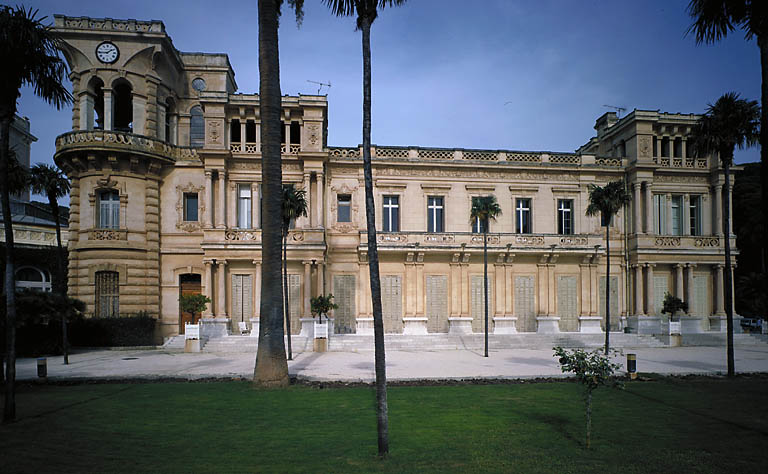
[299,318,315,338]
[578,316,603,333]
[403,317,428,335]
[493,317,518,334]
[536,316,560,334]
[249,318,260,337]
[448,317,473,335]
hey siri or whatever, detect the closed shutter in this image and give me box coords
[693,275,708,317]
[287,274,301,335]
[426,275,448,333]
[231,274,253,323]
[382,275,403,333]
[558,275,578,332]
[653,276,668,316]
[471,275,493,333]
[515,275,536,332]
[333,275,356,334]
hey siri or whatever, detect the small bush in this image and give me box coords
[70,314,156,347]
[661,292,688,317]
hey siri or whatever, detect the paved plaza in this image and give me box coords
[15,345,768,383]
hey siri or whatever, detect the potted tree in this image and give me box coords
[179,294,211,352]
[661,292,688,336]
[310,294,338,352]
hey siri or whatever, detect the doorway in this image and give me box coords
[179,273,202,332]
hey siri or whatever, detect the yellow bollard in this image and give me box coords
[627,353,637,380]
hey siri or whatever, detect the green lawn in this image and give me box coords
[1,376,766,473]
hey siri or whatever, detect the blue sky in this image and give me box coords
[18,0,761,203]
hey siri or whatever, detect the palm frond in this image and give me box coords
[689,91,760,165]
[586,181,631,222]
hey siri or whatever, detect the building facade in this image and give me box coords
[52,16,736,341]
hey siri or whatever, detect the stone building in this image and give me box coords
[51,16,736,341]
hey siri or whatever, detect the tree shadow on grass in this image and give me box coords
[525,412,582,447]
[15,384,135,423]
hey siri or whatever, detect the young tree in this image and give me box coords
[253,0,304,388]
[687,0,768,276]
[554,346,623,449]
[322,0,407,455]
[281,185,307,360]
[179,293,212,325]
[29,163,70,364]
[689,92,760,377]
[585,180,632,355]
[310,294,338,322]
[470,195,502,358]
[0,5,72,423]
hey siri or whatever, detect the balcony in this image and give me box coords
[362,231,598,252]
[214,228,325,246]
[229,143,301,155]
[629,234,733,252]
[55,130,199,163]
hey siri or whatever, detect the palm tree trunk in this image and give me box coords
[604,223,610,354]
[253,0,289,387]
[361,15,389,456]
[585,389,593,449]
[1,113,18,422]
[759,35,768,276]
[483,230,488,358]
[723,158,735,377]
[283,229,292,360]
[50,196,68,365]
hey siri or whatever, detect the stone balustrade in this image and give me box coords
[630,234,731,250]
[55,130,198,162]
[366,231,595,250]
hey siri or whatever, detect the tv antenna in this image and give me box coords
[307,80,331,95]
[602,104,626,117]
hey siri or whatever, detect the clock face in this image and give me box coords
[96,41,119,64]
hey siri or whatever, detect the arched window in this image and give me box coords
[86,76,105,130]
[113,81,133,132]
[95,271,119,317]
[15,266,51,292]
[190,106,204,148]
[99,190,120,229]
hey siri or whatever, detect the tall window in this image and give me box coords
[427,196,444,233]
[557,199,573,235]
[653,194,666,235]
[95,271,119,317]
[471,197,488,233]
[690,195,702,236]
[190,105,204,148]
[337,195,351,223]
[671,195,682,235]
[183,193,198,222]
[515,198,531,234]
[382,195,399,232]
[99,190,120,229]
[237,184,252,228]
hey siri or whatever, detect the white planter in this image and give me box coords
[249,318,260,337]
[493,317,518,334]
[299,318,315,338]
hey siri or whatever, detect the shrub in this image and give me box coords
[70,314,156,347]
[661,292,688,317]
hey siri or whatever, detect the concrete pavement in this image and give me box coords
[14,345,768,383]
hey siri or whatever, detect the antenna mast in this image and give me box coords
[307,80,331,95]
[602,104,627,118]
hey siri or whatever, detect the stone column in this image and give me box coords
[714,184,723,236]
[284,122,291,146]
[203,170,213,229]
[633,183,642,234]
[300,172,311,228]
[682,194,690,236]
[685,264,695,310]
[216,259,227,318]
[103,88,113,131]
[253,260,261,317]
[714,264,725,316]
[494,261,505,317]
[227,181,237,228]
[216,170,227,229]
[504,263,514,315]
[681,138,687,160]
[547,263,556,317]
[317,261,325,296]
[579,258,591,316]
[416,259,425,317]
[303,261,312,318]
[589,263,598,316]
[240,120,246,145]
[203,259,214,317]
[450,259,460,316]
[728,183,734,235]
[80,93,94,130]
[674,264,684,300]
[665,193,673,236]
[644,182,653,234]
[645,263,655,315]
[251,183,259,229]
[634,264,645,316]
[537,259,548,316]
[169,114,178,145]
[359,259,370,317]
[316,172,324,228]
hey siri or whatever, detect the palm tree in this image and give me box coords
[470,195,502,358]
[252,0,304,388]
[322,0,407,456]
[29,164,70,364]
[689,92,759,377]
[687,0,768,278]
[585,180,632,355]
[281,184,307,361]
[0,5,71,423]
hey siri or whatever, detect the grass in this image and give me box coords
[1,376,767,473]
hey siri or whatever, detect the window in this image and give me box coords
[337,194,351,223]
[230,119,241,143]
[382,195,399,232]
[290,121,301,145]
[653,194,666,235]
[671,195,682,235]
[427,196,444,233]
[190,105,204,148]
[15,266,51,292]
[95,271,119,317]
[515,198,531,234]
[183,193,198,222]
[99,190,120,229]
[557,199,573,235]
[237,184,252,229]
[690,195,702,236]
[112,82,133,132]
[470,197,489,234]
